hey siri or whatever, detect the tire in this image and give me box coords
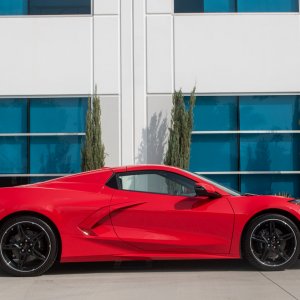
[0,216,58,276]
[243,214,300,271]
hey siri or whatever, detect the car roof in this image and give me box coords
[112,164,181,173]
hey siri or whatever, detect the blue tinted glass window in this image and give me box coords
[174,0,203,13]
[192,96,238,131]
[0,0,28,15]
[30,176,59,184]
[29,0,91,15]
[204,0,236,12]
[30,136,83,174]
[30,98,87,133]
[0,99,27,133]
[190,134,238,172]
[204,174,239,191]
[237,0,299,12]
[0,137,27,174]
[240,134,300,171]
[241,175,300,197]
[240,96,300,130]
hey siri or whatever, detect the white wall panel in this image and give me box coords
[175,14,300,94]
[120,0,134,165]
[147,15,173,93]
[147,0,173,14]
[101,96,120,167]
[94,0,119,15]
[94,16,119,94]
[133,0,147,164]
[146,95,172,164]
[0,17,92,96]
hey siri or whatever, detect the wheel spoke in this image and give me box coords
[17,253,28,269]
[17,224,28,240]
[252,235,267,244]
[260,247,270,261]
[280,233,294,242]
[32,249,46,261]
[269,221,276,236]
[278,250,290,261]
[2,243,19,250]
[31,231,45,243]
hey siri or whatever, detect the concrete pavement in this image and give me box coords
[0,259,300,300]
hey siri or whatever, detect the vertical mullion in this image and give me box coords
[237,96,241,192]
[27,98,30,177]
[235,0,238,12]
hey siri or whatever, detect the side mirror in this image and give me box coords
[195,183,221,199]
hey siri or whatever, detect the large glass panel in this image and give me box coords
[29,0,91,15]
[30,98,87,133]
[240,134,300,171]
[192,96,238,131]
[0,0,28,15]
[0,137,27,174]
[240,96,300,131]
[241,175,300,198]
[174,0,203,13]
[190,134,238,172]
[204,174,239,191]
[237,0,299,12]
[204,0,236,12]
[0,99,27,133]
[30,136,83,174]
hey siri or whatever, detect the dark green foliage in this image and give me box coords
[81,90,105,171]
[164,88,196,169]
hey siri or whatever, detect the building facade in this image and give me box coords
[0,0,299,196]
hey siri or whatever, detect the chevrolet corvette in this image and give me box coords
[0,164,300,276]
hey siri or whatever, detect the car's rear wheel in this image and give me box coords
[243,214,300,271]
[0,216,58,276]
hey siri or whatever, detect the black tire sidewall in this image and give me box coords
[0,216,58,277]
[243,214,300,271]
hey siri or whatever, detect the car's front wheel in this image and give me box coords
[0,216,58,276]
[243,214,300,271]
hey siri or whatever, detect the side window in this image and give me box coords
[117,171,196,196]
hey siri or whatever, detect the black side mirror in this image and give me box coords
[195,184,221,199]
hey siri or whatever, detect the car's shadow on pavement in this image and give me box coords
[1,259,300,277]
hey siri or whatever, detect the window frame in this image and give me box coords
[107,170,197,197]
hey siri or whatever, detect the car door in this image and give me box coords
[109,170,234,255]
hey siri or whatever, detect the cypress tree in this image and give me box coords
[82,89,105,171]
[164,88,196,170]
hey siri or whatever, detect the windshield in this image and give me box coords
[181,169,241,196]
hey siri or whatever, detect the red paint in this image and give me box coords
[0,165,299,263]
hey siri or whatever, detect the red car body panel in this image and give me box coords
[0,165,299,263]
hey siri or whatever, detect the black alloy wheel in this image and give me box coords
[0,216,58,276]
[244,214,300,271]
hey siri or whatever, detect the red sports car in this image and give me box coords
[0,164,299,276]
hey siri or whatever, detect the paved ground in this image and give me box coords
[0,259,300,300]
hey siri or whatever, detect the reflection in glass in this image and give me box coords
[240,134,300,171]
[241,175,300,197]
[237,0,299,12]
[204,0,236,12]
[30,136,83,174]
[240,96,300,131]
[0,137,27,174]
[190,134,238,172]
[30,98,87,133]
[191,96,238,131]
[0,0,28,15]
[0,99,27,133]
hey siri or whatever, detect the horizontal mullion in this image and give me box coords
[192,130,300,135]
[196,171,300,175]
[0,133,86,137]
[0,174,70,177]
